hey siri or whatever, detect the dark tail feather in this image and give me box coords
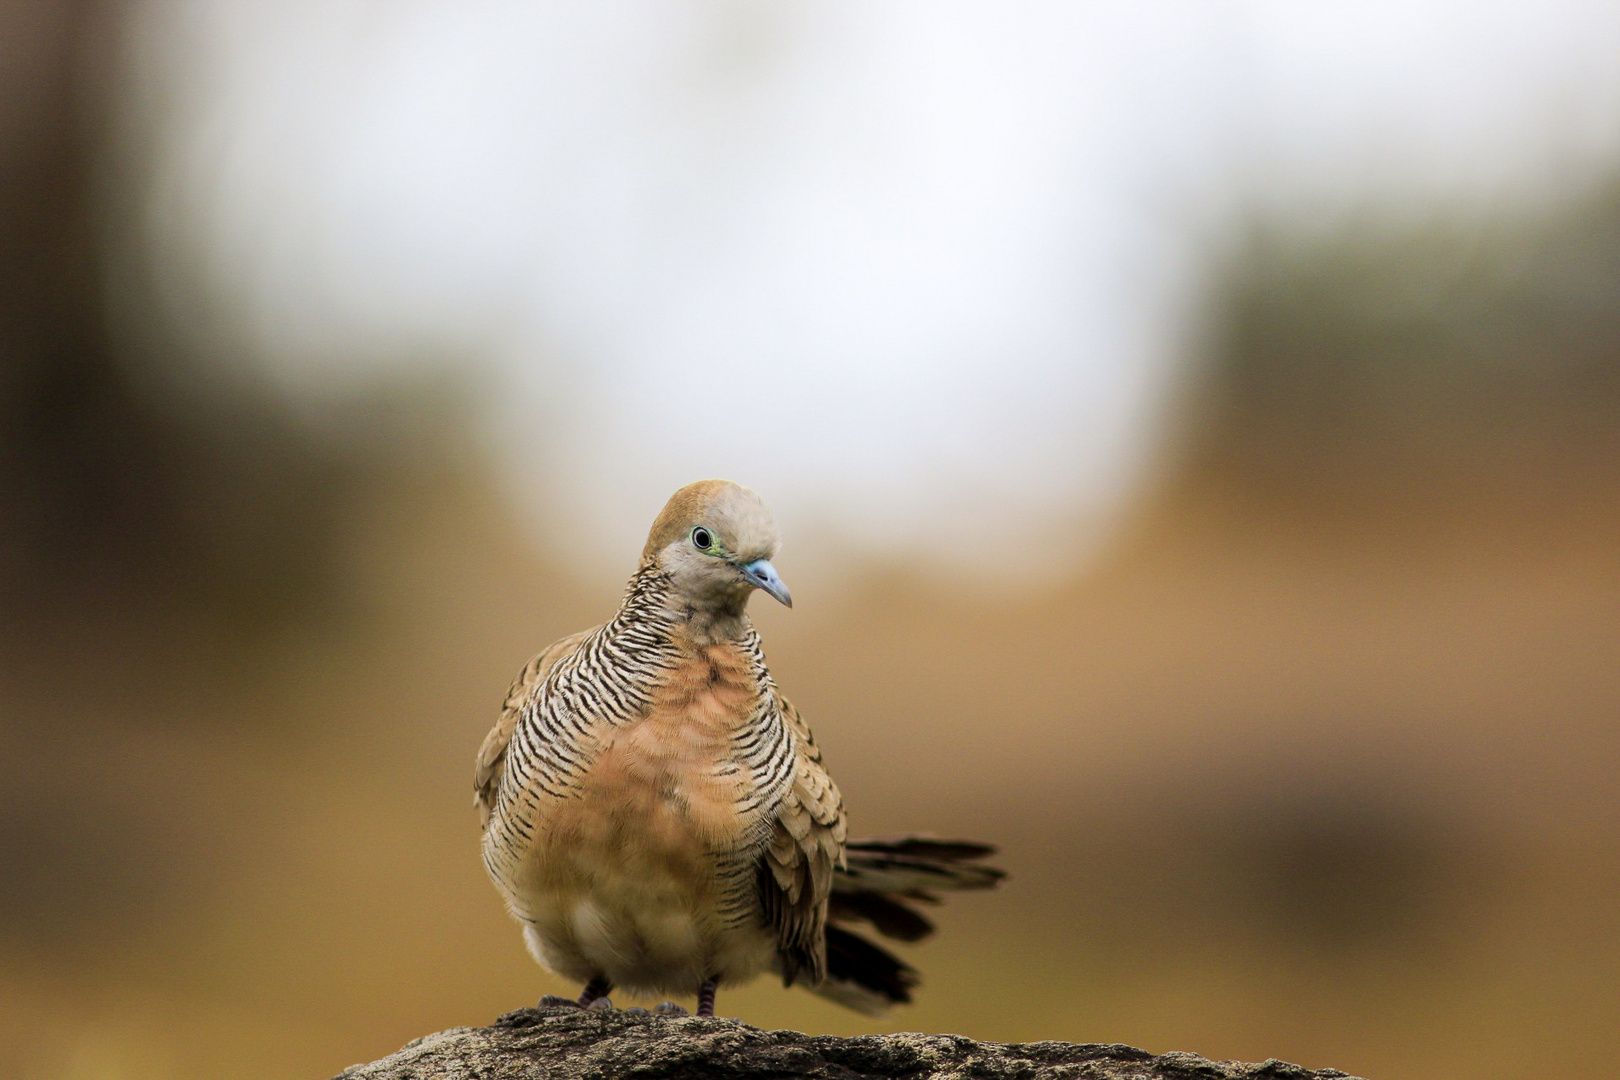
[844,836,1000,863]
[828,889,937,942]
[838,836,1007,897]
[812,925,919,1015]
[813,835,1005,1014]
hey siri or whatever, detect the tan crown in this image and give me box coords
[641,480,776,562]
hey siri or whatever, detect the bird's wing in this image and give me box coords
[474,629,592,829]
[757,692,848,987]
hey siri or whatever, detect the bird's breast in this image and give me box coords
[538,638,771,866]
[488,628,791,992]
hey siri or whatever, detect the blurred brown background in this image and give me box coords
[4,4,1619,1080]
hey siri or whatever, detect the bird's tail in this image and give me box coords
[810,835,1005,1015]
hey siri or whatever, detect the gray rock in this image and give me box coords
[335,1006,1367,1080]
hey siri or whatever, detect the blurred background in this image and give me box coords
[4,3,1620,1078]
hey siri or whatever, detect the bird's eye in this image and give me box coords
[691,527,714,551]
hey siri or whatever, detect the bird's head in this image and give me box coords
[642,480,792,616]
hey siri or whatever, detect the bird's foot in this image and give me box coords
[652,1001,688,1016]
[538,977,613,1012]
[584,997,614,1011]
[537,995,580,1009]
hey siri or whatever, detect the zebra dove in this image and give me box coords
[475,480,1002,1017]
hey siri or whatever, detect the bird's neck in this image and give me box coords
[675,605,753,647]
[620,560,754,647]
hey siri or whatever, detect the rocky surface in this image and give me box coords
[334,1005,1367,1080]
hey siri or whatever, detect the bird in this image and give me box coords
[475,480,1003,1018]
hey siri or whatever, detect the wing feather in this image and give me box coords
[758,694,846,987]
[473,629,591,829]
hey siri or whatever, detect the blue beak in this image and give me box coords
[739,559,793,608]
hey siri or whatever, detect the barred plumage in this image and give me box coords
[475,480,1003,1017]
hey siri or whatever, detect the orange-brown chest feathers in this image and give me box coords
[545,633,772,860]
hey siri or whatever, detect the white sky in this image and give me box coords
[122,1,1620,579]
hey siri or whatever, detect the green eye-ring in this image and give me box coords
[691,526,715,551]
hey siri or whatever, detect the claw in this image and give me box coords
[653,1001,688,1016]
[537,995,579,1009]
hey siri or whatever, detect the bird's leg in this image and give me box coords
[578,977,613,1009]
[695,976,719,1018]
